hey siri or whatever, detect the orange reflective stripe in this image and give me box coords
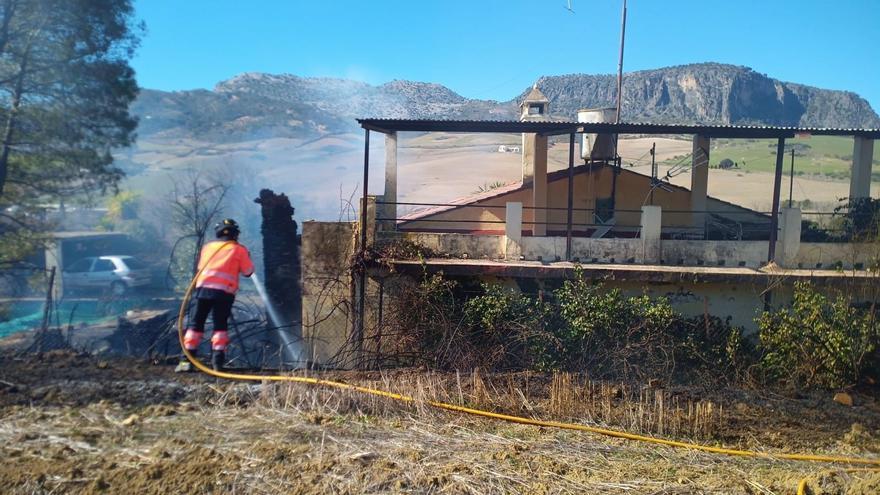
[183,329,203,350]
[211,330,229,351]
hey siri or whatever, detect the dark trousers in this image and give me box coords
[189,288,235,332]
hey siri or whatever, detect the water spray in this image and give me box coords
[250,272,303,368]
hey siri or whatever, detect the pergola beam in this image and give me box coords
[357,118,879,139]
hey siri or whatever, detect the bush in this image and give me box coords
[553,271,750,381]
[835,197,880,241]
[758,282,879,388]
[387,267,752,382]
[462,283,552,370]
[554,273,678,377]
[385,272,879,389]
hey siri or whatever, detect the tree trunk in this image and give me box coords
[0,51,26,197]
[0,0,17,57]
[192,233,204,278]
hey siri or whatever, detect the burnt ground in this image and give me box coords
[0,350,878,494]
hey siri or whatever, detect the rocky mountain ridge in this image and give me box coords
[131,63,879,142]
[526,63,880,127]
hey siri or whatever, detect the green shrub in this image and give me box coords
[384,271,880,390]
[463,283,553,369]
[758,282,879,388]
[835,197,880,241]
[554,272,678,376]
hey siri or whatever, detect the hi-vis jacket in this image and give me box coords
[195,241,255,294]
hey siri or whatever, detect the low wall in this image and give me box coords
[395,233,878,270]
[795,242,879,269]
[379,232,505,260]
[522,237,646,263]
[662,240,770,268]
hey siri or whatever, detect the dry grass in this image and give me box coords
[1,351,878,494]
[255,369,726,442]
[3,380,876,494]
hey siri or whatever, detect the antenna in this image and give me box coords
[564,0,574,14]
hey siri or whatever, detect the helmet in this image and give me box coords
[214,218,240,239]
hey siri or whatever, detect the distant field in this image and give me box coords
[663,135,880,179]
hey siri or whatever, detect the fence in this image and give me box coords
[659,210,776,241]
[375,201,642,238]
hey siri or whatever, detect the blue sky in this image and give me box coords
[132,0,880,110]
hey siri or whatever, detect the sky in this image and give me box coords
[132,0,880,110]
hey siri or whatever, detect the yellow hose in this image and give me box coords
[176,258,880,490]
[797,468,880,495]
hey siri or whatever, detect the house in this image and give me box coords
[299,86,880,367]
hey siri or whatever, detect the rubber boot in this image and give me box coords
[211,351,225,372]
[174,358,193,373]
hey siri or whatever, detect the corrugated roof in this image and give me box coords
[357,118,880,138]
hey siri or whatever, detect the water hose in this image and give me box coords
[177,252,880,492]
[796,468,880,495]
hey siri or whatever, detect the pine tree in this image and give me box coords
[0,0,140,273]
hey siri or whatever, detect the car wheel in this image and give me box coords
[110,281,127,297]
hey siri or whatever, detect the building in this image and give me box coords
[300,87,879,367]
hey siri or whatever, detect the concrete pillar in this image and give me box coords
[690,135,710,231]
[779,207,802,268]
[383,132,398,230]
[521,133,534,184]
[504,202,523,260]
[849,137,874,200]
[524,134,548,236]
[640,205,662,263]
[359,195,378,248]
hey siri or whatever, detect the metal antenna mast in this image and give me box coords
[615,0,627,123]
[565,1,628,121]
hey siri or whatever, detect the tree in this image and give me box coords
[0,0,140,269]
[99,190,160,256]
[166,170,230,287]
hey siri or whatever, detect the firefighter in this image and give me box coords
[176,218,254,372]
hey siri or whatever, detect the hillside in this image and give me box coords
[131,63,880,143]
[522,63,880,127]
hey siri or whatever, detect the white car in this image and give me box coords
[63,255,152,295]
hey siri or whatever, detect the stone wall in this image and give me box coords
[300,221,356,366]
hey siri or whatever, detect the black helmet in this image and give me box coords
[215,218,240,239]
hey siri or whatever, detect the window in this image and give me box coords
[528,104,544,115]
[121,257,146,270]
[93,259,115,272]
[66,258,93,273]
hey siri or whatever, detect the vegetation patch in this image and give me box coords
[381,268,879,390]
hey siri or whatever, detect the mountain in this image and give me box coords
[132,73,511,141]
[131,63,879,142]
[525,63,880,128]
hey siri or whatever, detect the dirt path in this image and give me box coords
[1,351,878,494]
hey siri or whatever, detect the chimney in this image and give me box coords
[520,84,551,184]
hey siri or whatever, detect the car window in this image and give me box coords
[121,257,146,270]
[67,259,93,273]
[93,259,116,272]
